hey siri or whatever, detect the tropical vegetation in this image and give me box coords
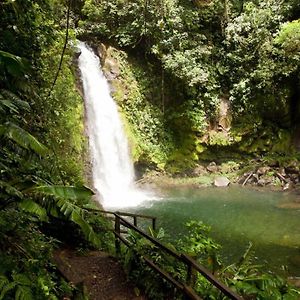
[0,0,300,299]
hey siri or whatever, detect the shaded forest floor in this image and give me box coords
[54,249,146,300]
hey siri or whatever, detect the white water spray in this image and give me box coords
[77,41,151,208]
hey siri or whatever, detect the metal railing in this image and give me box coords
[88,208,242,300]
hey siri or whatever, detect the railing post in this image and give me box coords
[115,213,121,256]
[152,217,156,231]
[184,262,195,300]
[133,216,137,227]
[186,262,193,286]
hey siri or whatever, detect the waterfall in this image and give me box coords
[77,41,150,208]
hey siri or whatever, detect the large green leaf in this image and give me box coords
[25,184,99,247]
[0,50,28,77]
[55,198,100,247]
[0,180,23,199]
[19,199,49,222]
[31,185,94,200]
[0,122,48,156]
[0,89,30,113]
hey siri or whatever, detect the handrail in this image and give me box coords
[84,207,156,219]
[85,207,157,230]
[181,254,240,300]
[90,209,242,300]
[117,214,182,260]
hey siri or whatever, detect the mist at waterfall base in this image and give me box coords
[77,41,155,209]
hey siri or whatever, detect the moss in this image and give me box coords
[104,46,176,170]
[165,149,197,174]
[208,131,232,146]
[271,129,293,154]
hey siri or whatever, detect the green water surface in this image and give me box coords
[127,186,300,276]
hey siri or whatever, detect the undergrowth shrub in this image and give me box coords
[0,209,73,300]
[121,221,300,300]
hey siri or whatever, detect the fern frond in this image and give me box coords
[0,281,16,300]
[0,122,48,156]
[15,286,32,300]
[12,274,31,286]
[0,275,9,292]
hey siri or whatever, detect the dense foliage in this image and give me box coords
[1,0,300,298]
[122,221,300,300]
[79,0,300,172]
[0,1,109,298]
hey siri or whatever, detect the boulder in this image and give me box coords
[207,162,219,173]
[257,166,270,175]
[192,165,208,176]
[214,176,230,187]
[257,179,266,186]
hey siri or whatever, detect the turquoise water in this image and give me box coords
[125,186,300,276]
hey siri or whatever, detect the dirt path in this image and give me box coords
[54,249,145,300]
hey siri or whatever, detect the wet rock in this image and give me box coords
[278,167,286,176]
[74,48,81,59]
[288,277,300,288]
[252,173,259,182]
[207,162,219,173]
[192,165,208,177]
[257,166,270,175]
[258,175,273,186]
[257,179,266,186]
[97,43,107,61]
[214,176,230,187]
[283,182,292,190]
[104,58,120,79]
[290,174,299,183]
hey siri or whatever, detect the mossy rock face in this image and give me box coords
[166,149,198,174]
[93,43,296,174]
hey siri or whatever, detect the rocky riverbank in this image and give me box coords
[139,158,300,191]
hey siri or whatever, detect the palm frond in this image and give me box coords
[0,122,48,156]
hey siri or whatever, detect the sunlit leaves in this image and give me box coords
[275,19,300,54]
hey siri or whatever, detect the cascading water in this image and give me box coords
[77,41,151,208]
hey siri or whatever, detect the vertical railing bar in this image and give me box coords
[186,262,193,286]
[152,217,156,231]
[114,213,121,256]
